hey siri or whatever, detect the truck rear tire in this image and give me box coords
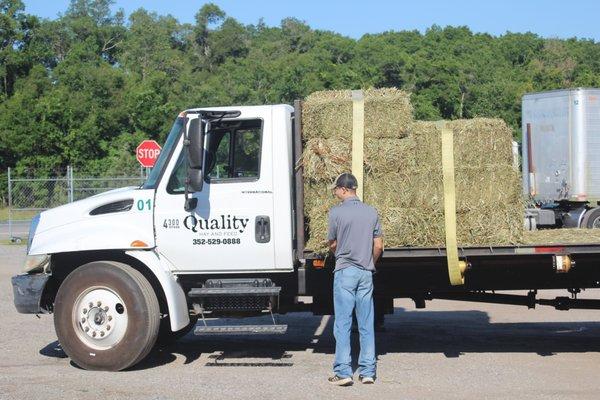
[54,261,160,371]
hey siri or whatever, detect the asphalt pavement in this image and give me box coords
[1,244,600,400]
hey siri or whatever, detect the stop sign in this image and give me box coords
[136,140,162,168]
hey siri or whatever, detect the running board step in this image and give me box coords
[194,324,288,335]
[188,287,281,298]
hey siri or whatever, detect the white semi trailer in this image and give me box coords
[523,88,600,229]
[12,102,600,371]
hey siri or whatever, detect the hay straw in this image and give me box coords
[301,137,418,182]
[301,119,515,184]
[302,88,413,140]
[304,182,524,250]
[410,120,514,167]
[523,229,600,245]
[304,166,521,210]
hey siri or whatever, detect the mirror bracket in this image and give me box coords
[184,197,198,212]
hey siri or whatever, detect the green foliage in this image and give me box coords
[1,1,600,191]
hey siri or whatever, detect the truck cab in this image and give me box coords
[150,105,295,274]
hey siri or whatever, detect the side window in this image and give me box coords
[208,131,231,179]
[166,155,186,193]
[167,119,262,193]
[232,128,261,178]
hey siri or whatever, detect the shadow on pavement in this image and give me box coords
[39,341,67,358]
[39,307,600,370]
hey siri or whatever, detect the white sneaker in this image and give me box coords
[328,375,353,386]
[359,375,375,384]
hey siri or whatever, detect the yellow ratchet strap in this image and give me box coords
[438,122,465,286]
[351,90,365,200]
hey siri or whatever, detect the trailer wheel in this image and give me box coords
[54,261,160,371]
[582,207,600,229]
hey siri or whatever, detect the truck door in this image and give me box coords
[154,108,278,272]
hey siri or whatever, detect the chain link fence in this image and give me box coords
[3,166,147,243]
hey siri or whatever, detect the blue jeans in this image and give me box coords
[333,265,376,378]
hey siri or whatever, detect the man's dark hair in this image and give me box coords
[332,173,358,190]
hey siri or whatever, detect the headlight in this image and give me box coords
[22,254,50,273]
[27,214,40,254]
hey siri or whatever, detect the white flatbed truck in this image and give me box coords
[12,102,600,371]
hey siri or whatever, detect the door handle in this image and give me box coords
[255,216,271,243]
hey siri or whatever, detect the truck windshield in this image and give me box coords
[142,117,184,189]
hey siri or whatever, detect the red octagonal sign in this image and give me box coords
[136,140,162,168]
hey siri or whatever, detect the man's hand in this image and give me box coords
[329,240,337,254]
[373,237,384,264]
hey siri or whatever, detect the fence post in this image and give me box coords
[7,167,12,240]
[67,165,74,203]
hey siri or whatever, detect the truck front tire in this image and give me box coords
[54,261,160,371]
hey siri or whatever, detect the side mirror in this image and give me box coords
[187,168,203,189]
[184,117,207,211]
[187,118,204,170]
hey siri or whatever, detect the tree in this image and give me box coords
[65,0,115,26]
[192,2,225,66]
[0,0,34,96]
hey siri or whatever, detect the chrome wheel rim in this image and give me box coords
[72,286,128,351]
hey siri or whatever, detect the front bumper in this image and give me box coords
[11,273,51,314]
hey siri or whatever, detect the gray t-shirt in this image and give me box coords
[327,196,383,272]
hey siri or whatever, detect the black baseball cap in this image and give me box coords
[331,173,358,190]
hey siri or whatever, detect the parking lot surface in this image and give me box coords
[2,244,600,400]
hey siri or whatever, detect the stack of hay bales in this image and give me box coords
[301,88,524,251]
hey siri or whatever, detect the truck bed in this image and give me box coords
[301,242,600,300]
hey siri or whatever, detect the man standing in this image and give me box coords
[327,173,384,386]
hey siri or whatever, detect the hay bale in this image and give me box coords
[301,119,515,185]
[301,92,524,252]
[304,173,523,250]
[301,88,413,140]
[305,166,521,210]
[409,119,515,167]
[363,166,522,210]
[302,137,418,181]
[378,205,523,248]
